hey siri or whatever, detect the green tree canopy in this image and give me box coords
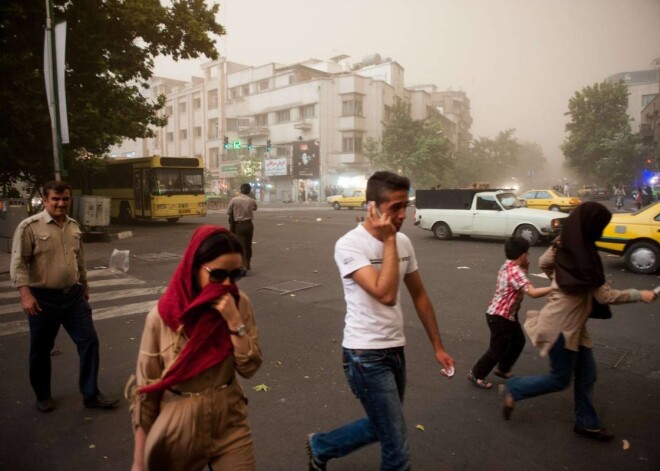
[365,98,453,189]
[561,80,640,184]
[0,0,224,189]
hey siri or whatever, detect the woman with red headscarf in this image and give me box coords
[502,202,656,441]
[129,226,262,470]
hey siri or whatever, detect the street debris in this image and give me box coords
[622,439,630,450]
[415,424,425,432]
[252,384,270,392]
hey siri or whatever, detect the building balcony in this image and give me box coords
[339,115,366,131]
[294,119,313,130]
[640,123,654,141]
[237,126,270,137]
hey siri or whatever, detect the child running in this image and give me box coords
[467,237,552,389]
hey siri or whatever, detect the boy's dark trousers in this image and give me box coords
[472,314,525,379]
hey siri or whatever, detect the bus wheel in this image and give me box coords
[119,202,132,224]
[166,218,180,224]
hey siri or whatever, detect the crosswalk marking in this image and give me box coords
[0,269,164,337]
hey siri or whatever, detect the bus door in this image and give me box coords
[133,169,152,218]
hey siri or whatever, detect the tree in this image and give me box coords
[452,129,521,187]
[512,141,547,187]
[0,0,224,189]
[561,80,640,184]
[365,98,453,189]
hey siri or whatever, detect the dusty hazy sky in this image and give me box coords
[156,0,660,177]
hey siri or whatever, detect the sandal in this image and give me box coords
[494,369,514,379]
[467,371,493,389]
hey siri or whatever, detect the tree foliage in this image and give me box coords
[561,80,640,184]
[452,129,526,187]
[0,0,224,189]
[365,98,453,189]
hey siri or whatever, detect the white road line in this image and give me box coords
[0,268,124,288]
[0,300,157,337]
[0,277,146,300]
[0,287,165,316]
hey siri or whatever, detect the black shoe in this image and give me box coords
[305,434,326,471]
[36,398,55,413]
[573,426,614,442]
[83,392,119,409]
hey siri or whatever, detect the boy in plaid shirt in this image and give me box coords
[467,237,552,389]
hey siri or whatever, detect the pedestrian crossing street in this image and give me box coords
[0,268,166,337]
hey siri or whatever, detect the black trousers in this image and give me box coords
[27,285,100,400]
[233,220,254,269]
[472,314,525,380]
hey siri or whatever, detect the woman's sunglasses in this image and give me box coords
[203,266,247,283]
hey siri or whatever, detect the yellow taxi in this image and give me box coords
[596,202,660,274]
[327,190,367,210]
[518,189,581,212]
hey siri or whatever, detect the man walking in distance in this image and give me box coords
[10,180,119,412]
[227,183,258,270]
[306,171,455,470]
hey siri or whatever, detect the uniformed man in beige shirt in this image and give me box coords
[10,180,118,412]
[227,183,258,270]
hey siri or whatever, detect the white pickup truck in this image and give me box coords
[413,189,568,245]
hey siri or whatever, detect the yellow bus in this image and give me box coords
[91,156,207,223]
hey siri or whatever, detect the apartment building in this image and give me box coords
[111,53,472,201]
[607,69,659,133]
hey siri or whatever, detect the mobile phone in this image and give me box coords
[369,201,382,217]
[654,286,660,295]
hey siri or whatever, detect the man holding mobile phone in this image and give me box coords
[306,171,455,470]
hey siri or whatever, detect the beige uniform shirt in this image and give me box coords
[227,194,257,222]
[10,211,86,289]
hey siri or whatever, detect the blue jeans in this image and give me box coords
[28,285,100,400]
[506,335,600,429]
[310,347,410,471]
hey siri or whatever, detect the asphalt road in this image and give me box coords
[1,204,659,470]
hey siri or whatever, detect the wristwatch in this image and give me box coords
[229,324,247,337]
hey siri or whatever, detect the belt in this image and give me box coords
[32,284,79,295]
[234,219,252,223]
[167,377,233,397]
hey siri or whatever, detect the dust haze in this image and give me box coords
[156,0,660,182]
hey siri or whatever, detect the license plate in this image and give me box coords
[179,209,191,214]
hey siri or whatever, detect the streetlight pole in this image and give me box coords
[45,0,64,180]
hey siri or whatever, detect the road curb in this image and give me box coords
[104,231,133,242]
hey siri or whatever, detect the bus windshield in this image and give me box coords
[151,168,204,195]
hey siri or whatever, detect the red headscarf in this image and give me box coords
[140,225,239,394]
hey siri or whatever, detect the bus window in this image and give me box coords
[182,169,204,194]
[152,169,181,195]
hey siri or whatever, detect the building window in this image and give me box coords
[209,147,220,167]
[165,105,173,116]
[300,104,316,119]
[194,126,202,138]
[226,118,237,132]
[179,101,187,113]
[193,97,201,109]
[208,90,219,109]
[642,94,657,107]
[255,113,268,126]
[258,79,270,91]
[180,129,187,140]
[208,118,219,138]
[276,109,290,123]
[238,118,250,128]
[342,98,363,116]
[166,132,174,142]
[242,85,250,96]
[276,146,288,157]
[342,134,363,153]
[384,105,392,122]
[289,75,295,85]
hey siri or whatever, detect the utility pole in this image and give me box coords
[45,0,65,180]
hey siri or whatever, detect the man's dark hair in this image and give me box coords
[240,183,251,195]
[43,180,71,197]
[505,236,530,260]
[366,171,410,205]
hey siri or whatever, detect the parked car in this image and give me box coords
[327,190,367,210]
[518,189,581,212]
[414,189,568,245]
[577,185,611,200]
[596,202,660,274]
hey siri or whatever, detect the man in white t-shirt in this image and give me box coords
[306,171,455,471]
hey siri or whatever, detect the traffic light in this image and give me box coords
[224,136,229,149]
[266,139,272,152]
[247,138,253,150]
